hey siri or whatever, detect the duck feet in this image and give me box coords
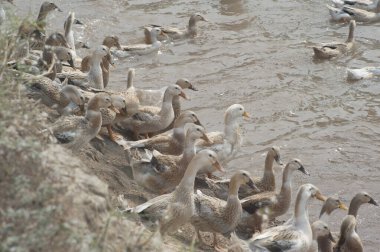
[107,125,117,142]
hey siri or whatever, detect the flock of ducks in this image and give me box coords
[2,1,379,252]
[316,0,380,80]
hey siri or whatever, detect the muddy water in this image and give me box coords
[16,0,380,250]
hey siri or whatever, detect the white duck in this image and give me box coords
[347,66,380,80]
[327,3,380,22]
[332,0,380,11]
[121,27,163,56]
[248,184,326,252]
[58,45,108,89]
[196,104,249,168]
[64,12,83,59]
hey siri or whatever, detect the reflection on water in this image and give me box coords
[15,0,380,251]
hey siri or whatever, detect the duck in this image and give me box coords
[28,2,62,50]
[46,93,115,150]
[0,0,13,26]
[127,150,222,236]
[237,159,309,236]
[81,35,120,71]
[36,2,62,30]
[144,13,208,43]
[334,215,363,252]
[130,123,212,194]
[118,84,187,139]
[100,94,127,141]
[346,192,378,217]
[247,184,326,252]
[102,35,122,50]
[121,27,163,56]
[191,170,258,249]
[328,4,380,22]
[347,66,380,80]
[58,45,108,89]
[196,104,249,168]
[43,46,76,71]
[312,20,356,59]
[319,197,348,223]
[201,146,283,201]
[26,74,83,115]
[45,33,70,48]
[63,12,84,59]
[309,220,335,252]
[134,78,197,108]
[81,48,114,88]
[332,0,380,11]
[128,110,202,155]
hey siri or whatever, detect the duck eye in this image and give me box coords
[208,154,212,157]
[197,128,200,131]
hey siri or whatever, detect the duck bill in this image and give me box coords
[194,119,204,128]
[298,165,310,176]
[243,111,250,120]
[275,155,283,166]
[74,19,84,25]
[54,5,63,12]
[116,41,122,50]
[369,198,378,206]
[179,91,189,100]
[189,85,198,91]
[212,160,225,173]
[328,231,335,243]
[338,201,348,210]
[247,179,260,192]
[68,59,75,69]
[201,133,212,144]
[110,105,120,114]
[315,191,327,202]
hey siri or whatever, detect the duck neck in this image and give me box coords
[89,55,104,89]
[348,196,363,217]
[158,91,175,117]
[150,33,158,44]
[224,176,243,225]
[294,191,311,235]
[317,236,333,252]
[37,7,50,24]
[224,120,240,145]
[228,176,242,196]
[347,23,355,43]
[279,164,293,202]
[188,18,198,35]
[176,156,203,191]
[262,151,275,187]
[172,96,181,118]
[65,20,75,50]
[173,127,185,143]
[180,135,197,165]
[85,109,102,129]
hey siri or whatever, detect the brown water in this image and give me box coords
[15,0,380,250]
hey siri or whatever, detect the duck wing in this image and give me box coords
[241,192,276,214]
[249,228,305,252]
